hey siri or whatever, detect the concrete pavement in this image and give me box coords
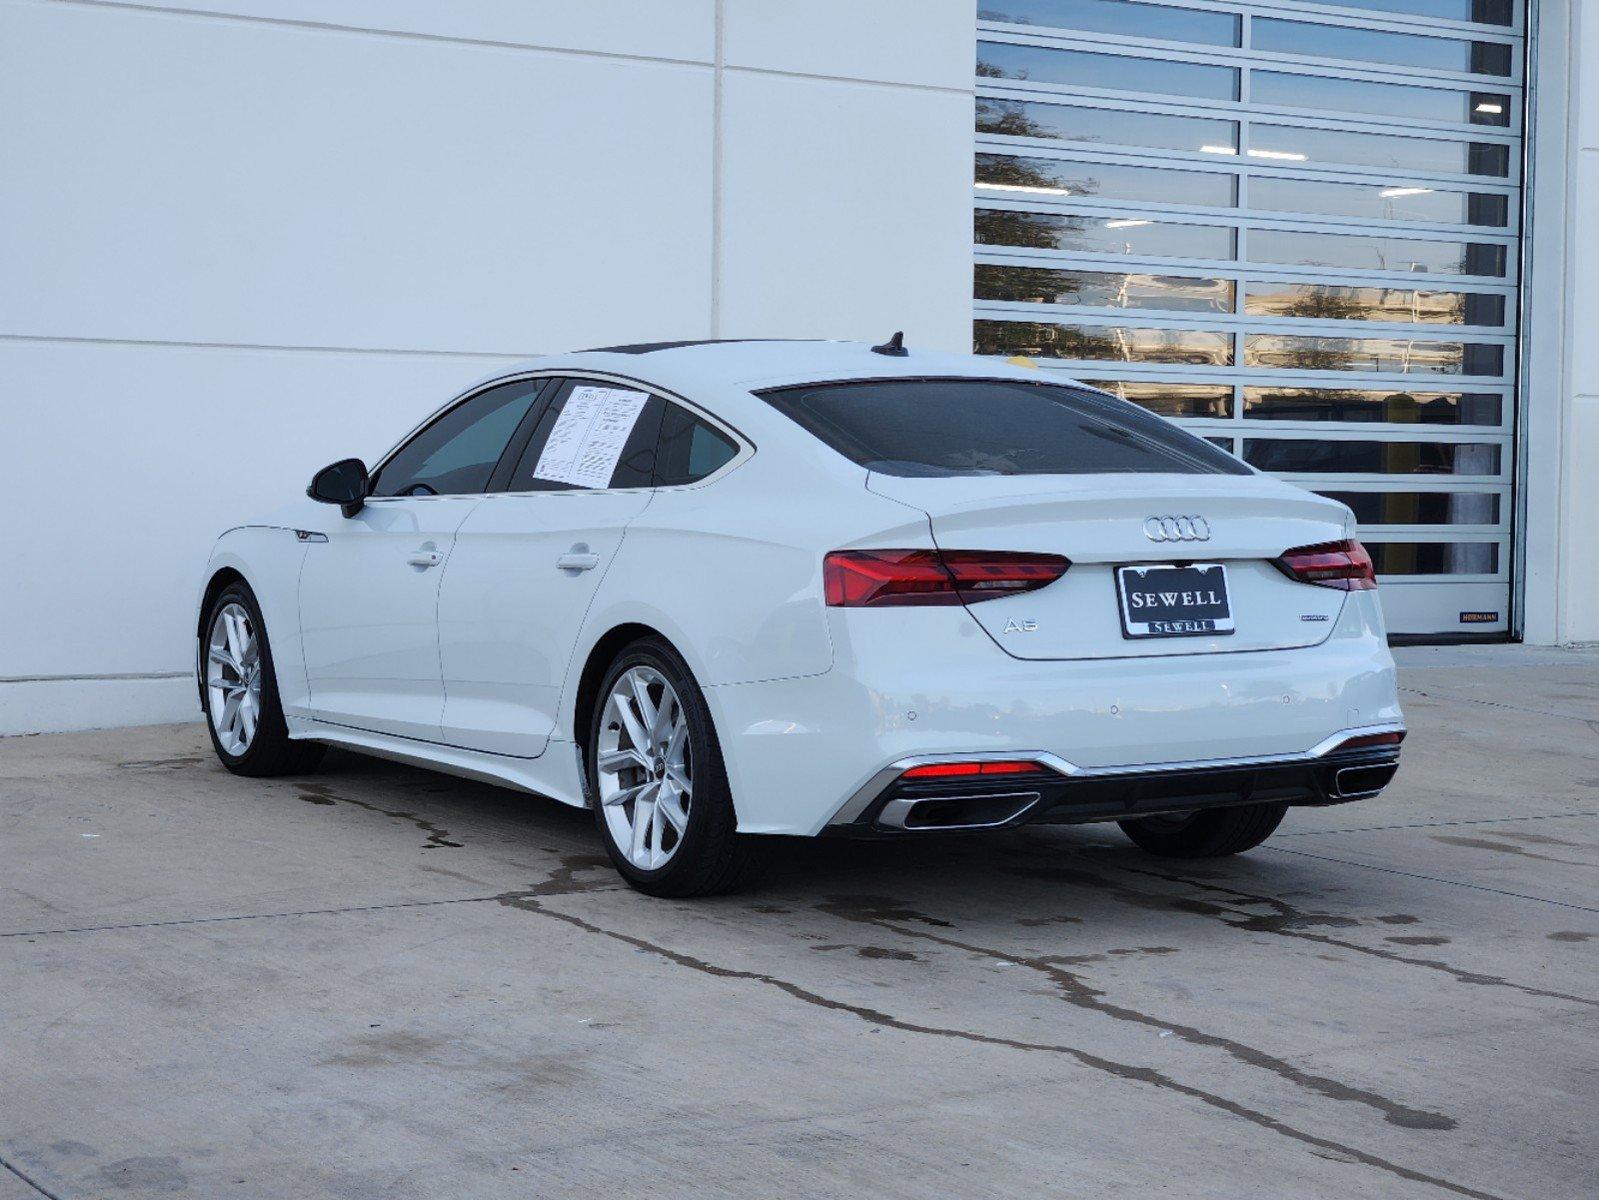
[2,646,1596,1199]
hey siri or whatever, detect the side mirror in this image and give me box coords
[307,458,370,518]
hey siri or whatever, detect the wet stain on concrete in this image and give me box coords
[1386,935,1450,947]
[296,782,463,849]
[857,945,921,961]
[96,1155,189,1192]
[1107,946,1179,956]
[1377,915,1421,925]
[1431,834,1592,869]
[1087,858,1599,1011]
[492,879,1508,1200]
[1016,914,1083,927]
[751,904,792,914]
[1494,830,1596,851]
[1548,931,1594,943]
[810,943,923,962]
[116,757,204,771]
[818,893,1454,1131]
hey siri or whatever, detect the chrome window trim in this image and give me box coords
[364,367,754,502]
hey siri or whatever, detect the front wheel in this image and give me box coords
[201,582,326,777]
[588,638,755,897]
[1118,803,1287,859]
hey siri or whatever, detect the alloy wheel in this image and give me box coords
[206,601,262,756]
[597,665,691,870]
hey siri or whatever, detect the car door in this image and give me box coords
[436,377,673,757]
[298,377,547,742]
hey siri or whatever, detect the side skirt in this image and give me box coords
[287,717,588,808]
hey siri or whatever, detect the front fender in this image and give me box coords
[197,527,311,713]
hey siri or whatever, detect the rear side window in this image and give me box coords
[759,377,1250,477]
[505,379,665,492]
[655,402,740,486]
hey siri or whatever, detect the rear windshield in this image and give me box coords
[759,377,1250,478]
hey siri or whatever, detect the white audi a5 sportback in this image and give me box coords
[196,337,1404,896]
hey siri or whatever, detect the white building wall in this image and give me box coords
[1521,0,1599,647]
[0,0,976,735]
[1556,0,1599,643]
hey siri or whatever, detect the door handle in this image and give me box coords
[407,549,444,568]
[556,552,601,572]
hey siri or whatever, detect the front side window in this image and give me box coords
[759,377,1249,478]
[372,379,544,497]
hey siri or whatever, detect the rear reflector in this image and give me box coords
[1332,730,1405,752]
[1275,539,1377,591]
[824,549,1069,607]
[901,760,1046,779]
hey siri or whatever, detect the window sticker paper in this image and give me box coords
[532,386,650,488]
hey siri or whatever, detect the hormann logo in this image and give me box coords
[1143,515,1211,543]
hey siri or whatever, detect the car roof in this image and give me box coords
[488,338,1050,397]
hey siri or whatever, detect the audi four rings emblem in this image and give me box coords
[1143,515,1211,542]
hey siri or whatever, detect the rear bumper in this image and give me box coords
[822,738,1402,836]
[701,590,1402,837]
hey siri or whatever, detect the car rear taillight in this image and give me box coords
[823,549,1069,607]
[901,760,1047,779]
[1275,540,1377,591]
[1332,730,1405,752]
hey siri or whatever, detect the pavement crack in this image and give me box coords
[0,885,618,939]
[1263,845,1599,915]
[0,1154,67,1200]
[1398,685,1599,728]
[815,895,1453,1131]
[494,885,1507,1200]
[1275,811,1599,838]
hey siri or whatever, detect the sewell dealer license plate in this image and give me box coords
[1116,563,1235,639]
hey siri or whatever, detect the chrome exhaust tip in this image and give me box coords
[877,791,1041,831]
[1332,763,1398,800]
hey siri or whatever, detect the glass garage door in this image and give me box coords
[972,0,1522,637]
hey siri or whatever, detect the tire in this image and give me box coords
[587,637,757,897]
[1118,802,1287,859]
[200,581,326,777]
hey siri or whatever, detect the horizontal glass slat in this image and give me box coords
[1279,0,1512,28]
[1250,176,1509,227]
[1086,378,1234,416]
[976,207,1237,259]
[1319,490,1502,524]
[1243,282,1506,326]
[1252,71,1513,127]
[977,264,1235,312]
[1250,124,1511,177]
[1248,228,1507,277]
[1244,386,1503,424]
[976,319,1234,364]
[1367,541,1500,574]
[978,0,1240,46]
[1243,438,1502,473]
[1244,334,1505,376]
[977,40,1239,101]
[976,152,1236,206]
[976,97,1239,155]
[1252,17,1513,77]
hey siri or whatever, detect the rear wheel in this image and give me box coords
[588,638,754,897]
[1118,803,1287,859]
[201,582,326,777]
